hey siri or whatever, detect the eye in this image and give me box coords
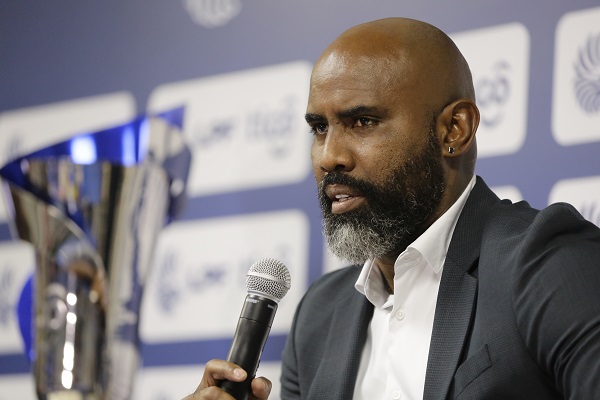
[354,117,377,128]
[309,123,328,135]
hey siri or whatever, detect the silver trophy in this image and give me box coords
[0,108,191,400]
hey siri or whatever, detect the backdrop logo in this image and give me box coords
[192,97,297,158]
[553,7,600,145]
[476,61,511,128]
[183,0,242,28]
[195,118,234,147]
[140,210,309,343]
[574,33,600,114]
[185,262,228,291]
[152,249,285,315]
[148,62,312,196]
[0,242,35,354]
[452,23,530,158]
[153,249,229,316]
[246,97,297,158]
[154,250,180,314]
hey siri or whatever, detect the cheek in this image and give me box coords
[358,141,410,181]
[310,141,323,180]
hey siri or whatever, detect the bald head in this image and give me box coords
[315,17,475,111]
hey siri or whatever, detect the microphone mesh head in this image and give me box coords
[246,258,291,302]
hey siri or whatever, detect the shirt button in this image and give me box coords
[396,308,405,321]
[391,390,401,399]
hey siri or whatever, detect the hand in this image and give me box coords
[182,359,272,400]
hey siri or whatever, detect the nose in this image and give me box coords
[312,128,354,173]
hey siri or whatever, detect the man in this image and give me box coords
[185,17,600,399]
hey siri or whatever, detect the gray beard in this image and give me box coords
[325,219,401,264]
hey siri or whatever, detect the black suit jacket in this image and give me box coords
[281,177,600,399]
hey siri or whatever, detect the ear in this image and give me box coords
[437,99,479,157]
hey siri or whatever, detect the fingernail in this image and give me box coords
[233,368,246,380]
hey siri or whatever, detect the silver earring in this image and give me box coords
[448,147,455,154]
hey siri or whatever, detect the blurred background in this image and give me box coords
[1,1,599,398]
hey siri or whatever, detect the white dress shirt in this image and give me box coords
[353,175,476,400]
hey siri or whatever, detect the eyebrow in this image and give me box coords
[305,105,383,124]
[305,113,323,124]
[338,105,381,119]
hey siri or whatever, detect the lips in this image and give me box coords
[324,184,366,214]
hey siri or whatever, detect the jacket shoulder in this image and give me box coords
[483,200,598,246]
[305,265,362,297]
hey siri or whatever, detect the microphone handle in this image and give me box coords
[219,294,277,400]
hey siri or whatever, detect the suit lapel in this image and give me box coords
[423,258,478,400]
[423,177,500,400]
[308,284,374,400]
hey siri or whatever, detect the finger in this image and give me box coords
[249,376,272,400]
[190,385,236,400]
[199,359,247,389]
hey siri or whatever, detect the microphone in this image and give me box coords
[218,258,291,400]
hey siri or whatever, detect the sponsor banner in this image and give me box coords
[548,175,600,227]
[552,7,600,145]
[140,209,309,343]
[0,92,136,166]
[452,23,530,157]
[0,374,36,400]
[0,92,136,222]
[147,61,313,196]
[134,361,283,400]
[490,185,523,203]
[0,241,35,354]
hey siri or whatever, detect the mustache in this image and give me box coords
[319,172,382,203]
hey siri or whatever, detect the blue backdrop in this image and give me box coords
[1,1,599,399]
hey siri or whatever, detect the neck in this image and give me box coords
[374,255,396,294]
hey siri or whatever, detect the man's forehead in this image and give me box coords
[307,75,382,109]
[312,44,416,90]
[306,73,396,119]
[308,54,417,112]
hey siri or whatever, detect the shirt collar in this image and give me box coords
[355,175,476,304]
[408,175,476,275]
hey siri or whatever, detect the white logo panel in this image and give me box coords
[552,7,600,145]
[452,23,530,157]
[0,242,35,354]
[0,92,136,166]
[147,62,312,196]
[0,92,136,222]
[0,374,36,400]
[140,209,309,343]
[548,176,600,226]
[134,362,283,400]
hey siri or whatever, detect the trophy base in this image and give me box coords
[47,390,92,400]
